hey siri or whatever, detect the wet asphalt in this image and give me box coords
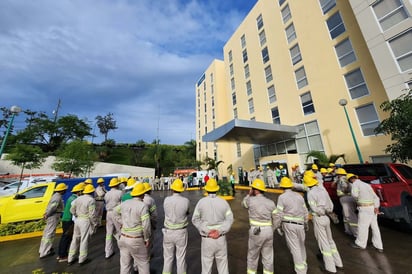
[1,189,412,274]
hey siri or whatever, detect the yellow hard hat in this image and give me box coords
[97,177,105,184]
[303,175,318,187]
[304,170,316,178]
[251,179,266,192]
[77,182,86,191]
[346,173,358,181]
[280,177,293,188]
[85,178,93,184]
[311,164,318,170]
[109,177,120,187]
[327,168,333,173]
[55,183,68,192]
[171,179,184,192]
[83,184,95,194]
[320,168,327,173]
[131,183,146,196]
[279,165,283,169]
[72,183,84,193]
[204,178,219,192]
[335,168,347,175]
[143,182,152,192]
[127,178,137,188]
[329,163,336,167]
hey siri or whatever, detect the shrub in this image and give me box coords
[0,219,62,236]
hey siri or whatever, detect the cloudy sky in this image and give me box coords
[0,0,257,145]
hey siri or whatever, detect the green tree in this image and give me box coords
[375,89,412,162]
[52,140,96,177]
[95,113,118,142]
[6,144,46,192]
[305,150,346,168]
[16,112,92,152]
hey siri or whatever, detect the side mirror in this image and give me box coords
[14,194,26,200]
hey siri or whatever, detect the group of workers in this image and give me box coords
[37,164,383,274]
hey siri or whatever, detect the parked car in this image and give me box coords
[0,176,59,197]
[323,163,412,228]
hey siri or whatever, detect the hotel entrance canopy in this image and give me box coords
[202,119,298,145]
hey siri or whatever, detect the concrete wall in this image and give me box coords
[0,155,155,178]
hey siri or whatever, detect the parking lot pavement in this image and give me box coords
[1,189,412,273]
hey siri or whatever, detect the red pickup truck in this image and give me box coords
[323,163,412,228]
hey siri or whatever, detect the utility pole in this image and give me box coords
[53,99,61,123]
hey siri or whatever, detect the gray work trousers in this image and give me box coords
[118,235,149,274]
[68,218,92,264]
[246,226,274,274]
[283,222,307,274]
[39,214,60,257]
[355,206,383,249]
[105,210,121,257]
[201,235,229,274]
[313,215,343,273]
[95,200,105,226]
[162,228,188,274]
[339,195,358,237]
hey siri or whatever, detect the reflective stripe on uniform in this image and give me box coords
[249,219,272,226]
[164,221,188,229]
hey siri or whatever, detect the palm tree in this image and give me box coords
[305,150,345,168]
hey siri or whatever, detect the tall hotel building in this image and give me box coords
[195,0,412,179]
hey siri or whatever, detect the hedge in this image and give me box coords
[0,219,62,236]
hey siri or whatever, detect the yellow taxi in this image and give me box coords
[0,182,56,224]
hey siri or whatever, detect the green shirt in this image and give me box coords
[61,194,78,222]
[121,191,132,202]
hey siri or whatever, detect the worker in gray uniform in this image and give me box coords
[143,182,157,258]
[335,168,358,237]
[104,176,123,259]
[95,177,107,227]
[274,177,309,274]
[348,173,383,252]
[114,183,151,274]
[68,184,97,265]
[162,178,190,274]
[192,178,234,274]
[39,183,68,259]
[242,178,276,274]
[305,175,343,274]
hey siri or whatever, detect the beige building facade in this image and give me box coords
[195,0,412,181]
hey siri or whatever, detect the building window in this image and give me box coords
[335,38,356,67]
[243,49,248,63]
[212,109,215,119]
[355,103,380,136]
[265,65,273,83]
[210,73,213,83]
[301,92,315,115]
[231,77,236,90]
[248,98,255,114]
[262,47,270,63]
[204,114,207,124]
[228,50,233,62]
[296,121,324,154]
[250,117,256,121]
[295,66,308,89]
[233,108,238,119]
[229,63,234,76]
[241,34,247,48]
[236,142,242,157]
[246,80,253,96]
[211,84,214,94]
[279,0,286,6]
[290,44,302,65]
[345,68,369,99]
[268,85,277,103]
[282,4,292,23]
[319,0,336,14]
[257,31,266,48]
[327,12,346,39]
[271,107,280,124]
[285,23,297,44]
[232,92,237,106]
[211,96,214,107]
[389,30,412,72]
[373,0,408,31]
[244,64,250,79]
[257,14,264,30]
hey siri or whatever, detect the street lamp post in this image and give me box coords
[339,99,364,163]
[0,105,22,159]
